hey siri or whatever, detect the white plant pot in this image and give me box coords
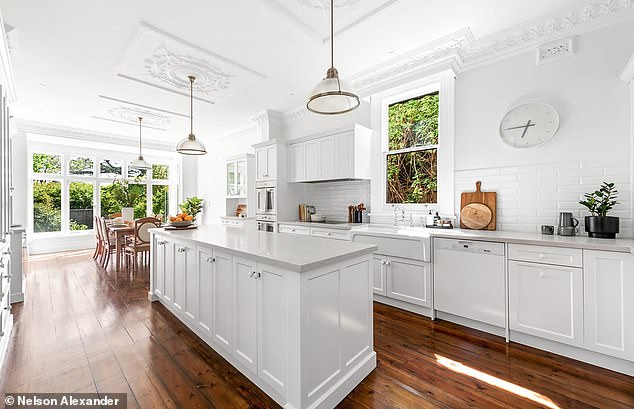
[121,207,134,221]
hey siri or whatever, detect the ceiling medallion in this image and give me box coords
[144,45,232,95]
[107,106,171,127]
[295,0,360,9]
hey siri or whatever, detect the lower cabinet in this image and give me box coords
[583,250,634,361]
[373,254,430,307]
[509,260,583,346]
[213,249,234,352]
[233,257,258,373]
[197,248,214,338]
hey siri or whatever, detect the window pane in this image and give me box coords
[99,159,122,178]
[130,184,147,219]
[100,183,120,218]
[69,182,93,230]
[33,179,61,232]
[386,149,437,204]
[69,157,94,176]
[388,92,439,151]
[32,153,61,174]
[152,185,169,219]
[152,164,169,180]
[128,166,147,180]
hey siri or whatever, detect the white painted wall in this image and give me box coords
[283,101,371,141]
[453,20,634,235]
[11,130,27,228]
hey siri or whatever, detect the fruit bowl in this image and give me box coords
[169,220,193,228]
[168,212,195,228]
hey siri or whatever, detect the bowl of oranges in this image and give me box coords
[168,212,194,228]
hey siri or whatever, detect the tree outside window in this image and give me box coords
[33,179,61,232]
[33,153,61,174]
[386,92,439,204]
[69,182,94,230]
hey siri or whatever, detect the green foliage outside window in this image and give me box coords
[69,182,93,230]
[33,180,61,232]
[33,153,61,174]
[387,93,439,204]
[69,157,94,176]
[152,185,169,219]
[152,164,169,180]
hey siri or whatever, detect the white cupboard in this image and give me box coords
[212,249,234,352]
[233,257,258,373]
[583,250,634,361]
[288,125,372,183]
[386,257,430,307]
[197,248,214,338]
[255,144,277,181]
[509,260,583,346]
[371,255,386,296]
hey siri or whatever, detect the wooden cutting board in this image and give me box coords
[460,181,496,230]
[460,203,493,230]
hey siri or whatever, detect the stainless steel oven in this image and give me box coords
[256,181,276,216]
[256,220,276,233]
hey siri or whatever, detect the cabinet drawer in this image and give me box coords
[221,219,243,228]
[352,234,429,261]
[508,244,582,267]
[278,224,310,236]
[310,228,349,241]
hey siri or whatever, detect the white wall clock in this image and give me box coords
[499,102,560,148]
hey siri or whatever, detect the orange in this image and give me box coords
[175,217,183,222]
[184,215,193,221]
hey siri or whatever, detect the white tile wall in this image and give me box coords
[455,156,633,236]
[305,180,371,222]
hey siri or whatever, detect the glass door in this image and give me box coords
[236,160,246,197]
[226,161,236,196]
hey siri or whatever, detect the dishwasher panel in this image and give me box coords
[434,238,506,327]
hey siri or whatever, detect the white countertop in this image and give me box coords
[277,220,367,231]
[351,225,634,253]
[151,225,377,273]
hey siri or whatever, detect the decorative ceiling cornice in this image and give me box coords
[15,119,175,151]
[347,0,634,93]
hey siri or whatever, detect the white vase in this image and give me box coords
[121,207,134,221]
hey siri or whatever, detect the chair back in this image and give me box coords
[135,217,161,243]
[99,217,111,246]
[109,212,122,218]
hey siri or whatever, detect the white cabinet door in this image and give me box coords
[172,243,187,313]
[288,143,305,182]
[372,255,386,296]
[509,261,583,346]
[153,236,165,299]
[333,131,353,179]
[266,145,277,180]
[197,248,214,338]
[162,240,175,304]
[212,250,233,352]
[255,147,268,181]
[305,139,320,180]
[233,257,258,373]
[583,250,634,361]
[387,257,430,307]
[183,245,198,323]
[319,136,334,179]
[257,264,287,396]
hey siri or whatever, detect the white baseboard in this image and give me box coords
[373,294,432,317]
[28,234,94,255]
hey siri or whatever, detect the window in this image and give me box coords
[33,179,61,232]
[69,181,94,230]
[29,149,177,235]
[386,92,439,204]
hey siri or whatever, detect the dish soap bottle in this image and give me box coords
[433,212,441,226]
[426,210,434,227]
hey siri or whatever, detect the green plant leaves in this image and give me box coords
[579,181,619,217]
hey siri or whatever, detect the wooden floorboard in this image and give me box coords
[1,250,633,408]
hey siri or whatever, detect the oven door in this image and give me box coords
[256,188,269,214]
[256,221,276,233]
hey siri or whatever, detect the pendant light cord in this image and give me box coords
[189,76,194,135]
[138,117,143,156]
[330,0,334,69]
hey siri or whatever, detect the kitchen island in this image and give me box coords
[149,225,377,409]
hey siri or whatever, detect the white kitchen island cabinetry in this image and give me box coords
[150,226,377,409]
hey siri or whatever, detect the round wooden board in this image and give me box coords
[460,203,493,230]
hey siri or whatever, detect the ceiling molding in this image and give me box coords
[15,119,175,151]
[281,106,311,125]
[98,95,189,118]
[347,0,634,93]
[91,116,167,131]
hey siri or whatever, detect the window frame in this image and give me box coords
[371,69,456,217]
[28,146,179,237]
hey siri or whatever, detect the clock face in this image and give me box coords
[499,102,560,148]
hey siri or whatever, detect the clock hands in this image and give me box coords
[505,120,535,138]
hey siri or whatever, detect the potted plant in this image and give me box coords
[579,182,620,239]
[179,196,204,224]
[111,177,141,221]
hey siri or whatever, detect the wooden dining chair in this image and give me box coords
[109,212,122,218]
[124,217,161,271]
[93,215,101,260]
[98,216,118,268]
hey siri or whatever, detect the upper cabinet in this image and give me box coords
[288,125,372,183]
[226,155,252,198]
[255,143,277,182]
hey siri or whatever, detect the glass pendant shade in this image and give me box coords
[307,67,360,115]
[177,75,207,155]
[306,0,359,115]
[176,134,207,155]
[130,117,151,169]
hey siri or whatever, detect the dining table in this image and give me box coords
[107,222,134,271]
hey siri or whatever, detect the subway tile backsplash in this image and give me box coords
[305,180,371,222]
[454,156,633,236]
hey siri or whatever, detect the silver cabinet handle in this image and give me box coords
[0,292,4,298]
[2,250,10,255]
[327,232,332,236]
[3,274,10,279]
[0,331,4,337]
[253,272,261,279]
[380,260,386,265]
[385,260,391,266]
[249,271,255,278]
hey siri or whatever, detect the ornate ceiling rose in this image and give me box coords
[107,105,171,128]
[295,0,360,9]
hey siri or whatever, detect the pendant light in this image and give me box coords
[176,75,207,155]
[130,117,151,169]
[306,0,360,115]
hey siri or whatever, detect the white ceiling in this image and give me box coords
[1,0,580,144]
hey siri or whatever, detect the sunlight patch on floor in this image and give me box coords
[435,354,561,409]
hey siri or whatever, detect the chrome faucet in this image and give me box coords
[393,205,406,226]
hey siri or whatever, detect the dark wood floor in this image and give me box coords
[1,250,633,409]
